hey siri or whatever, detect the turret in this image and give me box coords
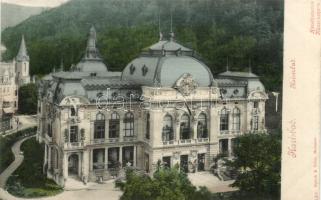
[15,35,30,86]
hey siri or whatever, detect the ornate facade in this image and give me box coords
[0,36,30,131]
[37,27,268,186]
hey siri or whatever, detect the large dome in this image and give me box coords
[121,39,214,87]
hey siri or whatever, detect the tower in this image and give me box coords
[15,35,30,86]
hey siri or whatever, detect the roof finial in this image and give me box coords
[248,59,252,73]
[59,58,64,72]
[16,35,29,62]
[170,9,175,41]
[226,57,229,72]
[158,11,163,41]
[83,25,102,61]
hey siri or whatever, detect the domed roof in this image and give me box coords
[121,38,214,87]
[75,26,108,72]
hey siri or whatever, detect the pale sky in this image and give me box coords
[2,0,70,7]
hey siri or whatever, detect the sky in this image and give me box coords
[2,0,70,7]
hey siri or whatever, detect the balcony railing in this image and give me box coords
[123,136,136,142]
[197,138,209,143]
[64,142,84,149]
[163,140,175,145]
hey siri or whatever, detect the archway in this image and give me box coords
[68,154,79,176]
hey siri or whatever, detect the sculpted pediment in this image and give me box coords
[248,91,268,100]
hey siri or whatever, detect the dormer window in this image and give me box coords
[71,107,77,116]
[142,65,148,76]
[130,64,136,75]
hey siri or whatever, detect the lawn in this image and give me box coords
[0,126,37,173]
[6,137,63,198]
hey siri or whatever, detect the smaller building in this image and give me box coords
[0,36,30,132]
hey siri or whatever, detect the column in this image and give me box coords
[63,152,68,179]
[43,144,48,174]
[119,146,123,166]
[105,148,108,169]
[89,149,93,171]
[133,145,137,167]
[83,150,89,179]
[228,138,232,157]
[48,146,52,170]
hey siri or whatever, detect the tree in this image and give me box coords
[116,165,212,200]
[18,83,38,114]
[225,132,281,196]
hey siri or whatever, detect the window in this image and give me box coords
[219,139,229,155]
[70,107,76,116]
[93,148,105,169]
[197,113,208,138]
[124,112,134,137]
[47,123,52,137]
[146,113,150,139]
[253,101,259,108]
[162,114,174,141]
[220,108,229,131]
[70,126,78,142]
[180,113,191,139]
[109,112,120,138]
[94,113,105,139]
[252,115,259,130]
[232,108,240,131]
[122,146,134,167]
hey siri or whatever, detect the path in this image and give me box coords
[0,135,35,188]
[1,115,37,137]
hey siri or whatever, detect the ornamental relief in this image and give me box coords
[174,73,198,96]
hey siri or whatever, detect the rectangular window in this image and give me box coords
[109,119,120,138]
[124,121,134,137]
[220,114,229,131]
[70,126,78,142]
[122,146,134,167]
[94,120,105,139]
[93,148,105,170]
[219,139,229,155]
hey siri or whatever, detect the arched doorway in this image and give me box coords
[68,154,79,176]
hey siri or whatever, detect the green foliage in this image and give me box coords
[2,0,283,91]
[225,132,281,196]
[0,126,36,173]
[18,83,38,115]
[6,137,62,197]
[116,166,212,200]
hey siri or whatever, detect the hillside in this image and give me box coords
[1,0,283,91]
[1,3,47,31]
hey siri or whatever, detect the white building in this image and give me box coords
[37,27,268,186]
[0,36,30,131]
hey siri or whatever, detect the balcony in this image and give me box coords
[197,138,209,143]
[123,136,136,142]
[179,139,192,144]
[64,142,84,149]
[162,140,175,145]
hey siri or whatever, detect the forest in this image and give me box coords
[1,0,283,91]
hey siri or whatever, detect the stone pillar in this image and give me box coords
[119,146,123,166]
[133,145,136,167]
[43,144,48,174]
[63,152,68,179]
[83,150,89,179]
[89,149,93,171]
[228,138,232,157]
[105,148,108,169]
[48,146,52,170]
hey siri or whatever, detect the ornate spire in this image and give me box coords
[158,11,163,41]
[169,10,175,41]
[16,35,29,62]
[226,57,229,72]
[59,58,64,72]
[83,25,102,61]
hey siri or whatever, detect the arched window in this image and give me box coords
[220,108,229,131]
[232,108,241,131]
[124,112,134,137]
[109,112,120,138]
[162,114,174,141]
[146,113,150,139]
[180,113,191,139]
[197,113,208,138]
[94,113,105,139]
